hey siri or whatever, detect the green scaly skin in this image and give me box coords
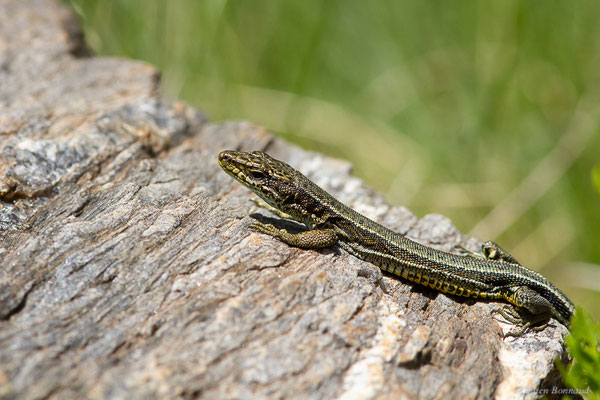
[218,150,574,337]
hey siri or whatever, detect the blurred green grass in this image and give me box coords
[558,307,600,398]
[67,0,600,318]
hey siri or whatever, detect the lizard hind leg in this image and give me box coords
[493,286,553,337]
[455,241,521,265]
[456,244,486,259]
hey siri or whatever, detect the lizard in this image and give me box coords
[218,150,574,337]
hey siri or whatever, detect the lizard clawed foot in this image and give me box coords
[492,305,548,338]
[455,244,485,259]
[250,198,293,219]
[250,221,282,236]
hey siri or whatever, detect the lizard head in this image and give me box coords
[218,150,300,209]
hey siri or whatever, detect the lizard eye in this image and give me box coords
[249,170,265,179]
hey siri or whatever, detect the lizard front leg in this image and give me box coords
[251,222,338,249]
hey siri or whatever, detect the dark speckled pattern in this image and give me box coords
[219,150,574,328]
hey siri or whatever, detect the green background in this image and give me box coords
[67,0,600,318]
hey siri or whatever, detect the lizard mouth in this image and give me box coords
[218,150,267,193]
[218,150,240,173]
[218,151,251,187]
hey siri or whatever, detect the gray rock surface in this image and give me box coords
[0,1,570,399]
